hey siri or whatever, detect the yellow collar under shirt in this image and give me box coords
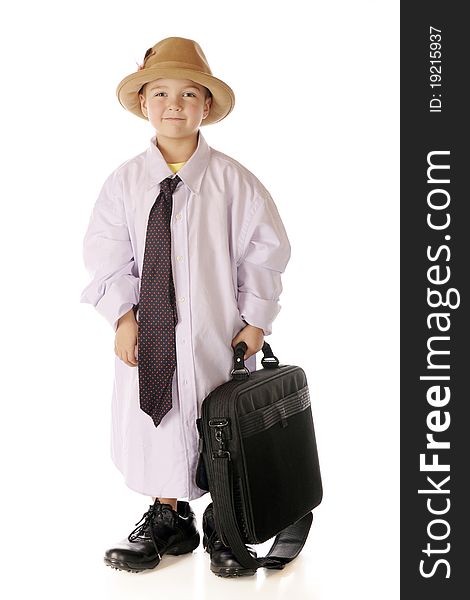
[167,161,186,173]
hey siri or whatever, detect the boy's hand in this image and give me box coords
[115,309,139,367]
[232,323,264,359]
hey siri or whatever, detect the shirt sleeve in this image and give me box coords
[79,170,140,331]
[237,193,291,336]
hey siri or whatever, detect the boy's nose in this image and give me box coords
[167,96,183,110]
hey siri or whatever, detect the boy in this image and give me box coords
[80,37,291,577]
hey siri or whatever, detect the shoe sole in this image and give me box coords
[210,564,257,578]
[104,532,200,573]
[104,556,160,573]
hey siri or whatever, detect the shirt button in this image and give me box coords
[184,379,188,385]
[175,212,182,221]
[179,297,185,303]
[176,255,183,261]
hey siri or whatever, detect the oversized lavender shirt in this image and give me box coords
[80,131,291,501]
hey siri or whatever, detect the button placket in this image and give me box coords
[172,193,194,495]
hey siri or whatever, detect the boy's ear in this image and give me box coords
[202,95,212,119]
[139,93,148,118]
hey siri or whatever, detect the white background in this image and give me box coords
[0,1,399,598]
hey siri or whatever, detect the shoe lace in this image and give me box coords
[205,522,257,558]
[128,501,177,548]
[205,528,218,552]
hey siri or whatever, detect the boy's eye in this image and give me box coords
[153,91,197,97]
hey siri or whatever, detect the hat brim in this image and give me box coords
[116,67,235,125]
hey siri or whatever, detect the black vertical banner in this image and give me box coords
[401,2,469,598]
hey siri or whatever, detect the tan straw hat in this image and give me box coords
[116,37,235,125]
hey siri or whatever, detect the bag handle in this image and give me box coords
[230,341,280,380]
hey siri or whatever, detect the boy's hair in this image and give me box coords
[138,81,213,101]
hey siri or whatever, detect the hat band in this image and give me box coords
[144,60,213,75]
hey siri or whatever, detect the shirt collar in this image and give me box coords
[146,129,211,195]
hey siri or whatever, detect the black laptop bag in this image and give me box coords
[195,340,322,571]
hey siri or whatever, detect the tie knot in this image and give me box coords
[160,175,181,196]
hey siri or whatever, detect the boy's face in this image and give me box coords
[138,78,212,140]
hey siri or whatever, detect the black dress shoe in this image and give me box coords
[202,502,257,577]
[104,499,200,572]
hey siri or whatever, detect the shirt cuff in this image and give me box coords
[93,275,140,331]
[238,291,281,336]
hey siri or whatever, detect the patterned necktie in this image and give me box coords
[138,175,181,427]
